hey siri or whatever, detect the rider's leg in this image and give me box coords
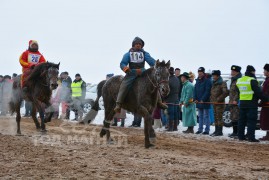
[114,73,136,113]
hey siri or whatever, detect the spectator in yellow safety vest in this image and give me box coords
[71,73,86,121]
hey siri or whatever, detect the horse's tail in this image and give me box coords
[83,80,106,124]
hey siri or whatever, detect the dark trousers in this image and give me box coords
[238,108,258,140]
[132,114,142,127]
[25,101,32,116]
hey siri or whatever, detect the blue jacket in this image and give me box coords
[120,49,155,73]
[194,76,212,109]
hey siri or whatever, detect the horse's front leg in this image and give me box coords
[15,103,22,135]
[31,106,40,129]
[139,106,154,148]
[44,102,54,123]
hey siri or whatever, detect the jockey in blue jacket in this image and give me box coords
[114,37,168,112]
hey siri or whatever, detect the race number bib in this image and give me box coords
[130,52,144,63]
[28,53,41,64]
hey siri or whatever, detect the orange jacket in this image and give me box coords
[19,50,46,72]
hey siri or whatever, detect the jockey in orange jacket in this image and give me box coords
[19,40,46,88]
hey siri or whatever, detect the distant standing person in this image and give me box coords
[180,72,197,133]
[236,65,268,142]
[228,65,242,138]
[194,67,212,135]
[71,73,86,121]
[259,64,269,141]
[210,70,228,136]
[164,67,180,131]
[60,72,72,119]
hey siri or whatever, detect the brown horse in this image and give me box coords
[84,60,170,148]
[9,62,60,134]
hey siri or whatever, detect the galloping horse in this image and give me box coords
[9,62,60,134]
[84,60,170,148]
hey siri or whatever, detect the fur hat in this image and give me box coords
[198,67,205,73]
[246,65,256,72]
[132,37,145,48]
[231,65,241,72]
[264,64,269,72]
[212,70,221,76]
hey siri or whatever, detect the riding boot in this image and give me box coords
[157,92,168,109]
[114,82,128,113]
[111,118,117,126]
[173,120,178,131]
[183,127,190,133]
[229,121,238,138]
[166,120,173,132]
[120,119,125,127]
[189,126,194,134]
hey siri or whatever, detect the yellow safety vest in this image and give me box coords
[71,81,83,97]
[236,76,255,100]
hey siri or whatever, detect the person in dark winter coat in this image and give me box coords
[194,67,212,135]
[210,70,229,136]
[259,64,269,141]
[236,65,268,142]
[164,67,180,131]
[228,65,242,138]
[60,72,72,119]
[175,68,183,121]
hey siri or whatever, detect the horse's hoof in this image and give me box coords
[107,139,114,145]
[16,133,23,136]
[145,144,155,149]
[149,137,156,144]
[41,129,47,134]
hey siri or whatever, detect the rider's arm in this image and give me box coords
[19,52,31,68]
[120,53,130,73]
[144,52,155,67]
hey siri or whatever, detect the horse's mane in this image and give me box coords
[27,62,58,81]
[141,60,167,77]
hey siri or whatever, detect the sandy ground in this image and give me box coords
[0,117,269,180]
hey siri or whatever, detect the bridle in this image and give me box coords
[40,67,58,87]
[146,68,169,89]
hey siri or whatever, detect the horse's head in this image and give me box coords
[154,60,170,97]
[47,62,60,90]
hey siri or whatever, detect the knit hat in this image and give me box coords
[29,40,38,48]
[212,70,221,76]
[264,64,269,72]
[75,73,81,77]
[231,65,241,72]
[246,65,256,72]
[132,37,145,48]
[198,67,205,73]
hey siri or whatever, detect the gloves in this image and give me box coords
[123,67,131,73]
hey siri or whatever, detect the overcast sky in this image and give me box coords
[0,0,268,83]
